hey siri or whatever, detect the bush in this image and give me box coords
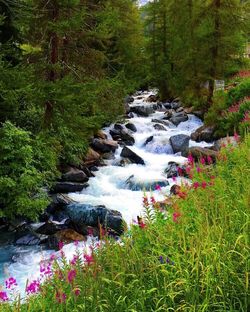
[0,122,58,220]
[226,78,250,106]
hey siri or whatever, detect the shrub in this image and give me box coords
[0,122,58,220]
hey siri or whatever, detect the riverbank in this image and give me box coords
[2,122,249,312]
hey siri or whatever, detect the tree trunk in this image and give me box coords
[208,0,220,106]
[44,1,59,126]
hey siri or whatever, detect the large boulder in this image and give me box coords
[171,102,181,110]
[146,94,158,102]
[95,130,107,140]
[154,124,167,131]
[183,147,218,162]
[170,134,190,154]
[125,123,137,132]
[191,125,215,143]
[36,221,68,235]
[170,112,188,126]
[91,138,118,153]
[120,147,145,165]
[110,129,135,146]
[48,229,85,249]
[61,167,89,183]
[130,105,155,117]
[15,233,48,246]
[84,148,101,166]
[52,182,88,194]
[64,204,125,235]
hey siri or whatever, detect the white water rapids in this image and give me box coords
[0,90,212,297]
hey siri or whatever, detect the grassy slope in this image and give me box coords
[2,136,250,312]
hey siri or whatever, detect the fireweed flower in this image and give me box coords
[193,182,200,189]
[67,269,76,284]
[188,154,194,165]
[0,291,8,302]
[74,289,81,296]
[40,263,52,277]
[207,155,213,165]
[173,211,181,223]
[143,196,149,206]
[26,280,40,294]
[70,255,79,266]
[84,253,94,265]
[150,196,156,204]
[56,291,66,304]
[172,176,177,182]
[58,241,64,250]
[177,167,183,176]
[5,277,17,290]
[155,184,162,191]
[200,157,206,165]
[196,166,202,173]
[201,181,207,189]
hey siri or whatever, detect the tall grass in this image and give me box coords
[1,136,250,312]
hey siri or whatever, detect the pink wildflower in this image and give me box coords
[5,277,17,290]
[87,227,94,236]
[234,132,240,142]
[193,182,200,189]
[67,269,76,284]
[58,241,64,250]
[188,154,194,165]
[196,166,202,173]
[84,253,94,265]
[201,181,207,189]
[0,291,8,302]
[155,184,161,191]
[56,291,66,304]
[200,157,206,165]
[177,167,183,176]
[26,280,40,294]
[173,211,181,223]
[150,196,156,204]
[143,196,149,206]
[74,289,81,296]
[207,155,213,165]
[70,255,79,266]
[172,176,177,182]
[40,263,52,276]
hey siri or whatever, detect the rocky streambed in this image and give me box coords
[0,90,233,295]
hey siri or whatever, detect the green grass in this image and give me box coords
[1,136,250,312]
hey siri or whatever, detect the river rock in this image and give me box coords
[125,95,134,104]
[52,182,88,194]
[130,105,154,117]
[144,136,154,146]
[164,162,188,178]
[170,134,190,154]
[95,130,107,140]
[91,138,118,153]
[114,123,124,131]
[163,109,175,120]
[124,175,169,191]
[154,124,167,131]
[110,129,135,146]
[36,221,68,235]
[118,158,134,167]
[120,147,145,165]
[64,204,125,235]
[170,113,188,126]
[15,233,48,246]
[191,125,215,143]
[193,110,204,120]
[183,147,218,162]
[84,148,101,166]
[61,167,89,183]
[146,94,158,102]
[48,229,85,249]
[125,123,137,132]
[171,102,181,110]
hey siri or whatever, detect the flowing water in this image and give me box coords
[0,90,212,296]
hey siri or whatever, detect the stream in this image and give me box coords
[0,90,212,296]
